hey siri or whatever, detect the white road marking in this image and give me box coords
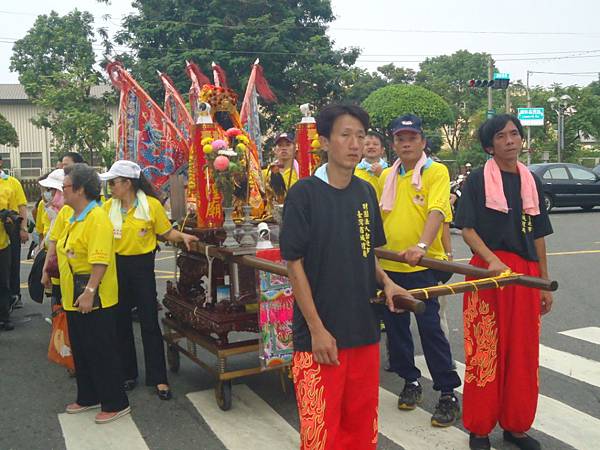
[187,385,298,450]
[539,344,600,388]
[59,410,148,450]
[559,326,600,346]
[415,356,600,450]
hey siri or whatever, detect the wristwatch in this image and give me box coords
[85,286,96,294]
[416,242,428,251]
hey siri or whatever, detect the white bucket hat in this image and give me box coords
[99,160,142,181]
[39,169,65,191]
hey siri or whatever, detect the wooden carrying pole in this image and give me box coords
[374,248,558,292]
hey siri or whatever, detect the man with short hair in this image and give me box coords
[262,132,298,203]
[455,115,552,450]
[61,152,85,168]
[378,114,461,427]
[280,104,409,449]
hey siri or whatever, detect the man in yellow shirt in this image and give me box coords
[262,132,298,203]
[354,130,388,194]
[0,158,28,311]
[378,114,461,427]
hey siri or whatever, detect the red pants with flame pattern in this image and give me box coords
[292,343,379,450]
[463,251,541,436]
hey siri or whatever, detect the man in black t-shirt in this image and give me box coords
[280,104,409,450]
[455,115,553,450]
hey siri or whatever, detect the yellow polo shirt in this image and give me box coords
[377,161,452,273]
[35,201,48,235]
[354,168,381,197]
[49,205,74,285]
[4,176,27,210]
[0,177,18,250]
[55,202,118,311]
[262,166,298,190]
[102,196,172,255]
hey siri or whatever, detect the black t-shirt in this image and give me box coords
[279,175,386,352]
[455,167,553,261]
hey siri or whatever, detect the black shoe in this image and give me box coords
[1,320,15,331]
[123,379,137,391]
[431,394,461,427]
[397,381,423,410]
[156,385,172,400]
[469,433,491,450]
[10,295,23,310]
[503,431,541,450]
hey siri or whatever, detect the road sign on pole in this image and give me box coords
[493,72,510,80]
[518,107,545,126]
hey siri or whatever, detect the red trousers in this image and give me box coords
[292,343,379,450]
[462,251,541,435]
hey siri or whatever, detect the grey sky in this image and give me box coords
[2,0,600,88]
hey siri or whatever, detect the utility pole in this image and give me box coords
[487,58,494,117]
[505,85,511,114]
[526,70,532,165]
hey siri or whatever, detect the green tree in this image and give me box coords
[416,50,491,153]
[362,84,453,133]
[343,64,415,104]
[0,114,18,147]
[110,0,359,128]
[10,10,114,165]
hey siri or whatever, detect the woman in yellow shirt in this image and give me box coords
[46,163,130,424]
[101,160,198,400]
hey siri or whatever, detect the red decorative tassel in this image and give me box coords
[185,61,211,88]
[212,63,229,89]
[254,65,277,102]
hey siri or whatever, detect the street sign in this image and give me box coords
[518,107,545,126]
[486,109,496,119]
[493,72,510,80]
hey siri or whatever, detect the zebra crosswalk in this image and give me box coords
[56,326,600,450]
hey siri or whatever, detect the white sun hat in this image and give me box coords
[99,160,142,181]
[39,169,65,191]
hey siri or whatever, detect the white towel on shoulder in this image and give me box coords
[108,190,152,239]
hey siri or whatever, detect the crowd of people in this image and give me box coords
[1,106,553,449]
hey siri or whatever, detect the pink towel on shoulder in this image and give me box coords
[484,159,540,216]
[380,152,428,212]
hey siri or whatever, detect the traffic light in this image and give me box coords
[468,78,510,89]
[468,79,495,88]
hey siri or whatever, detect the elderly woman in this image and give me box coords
[48,163,129,424]
[100,160,197,400]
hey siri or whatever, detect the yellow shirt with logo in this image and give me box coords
[262,166,298,190]
[0,177,18,250]
[55,203,118,311]
[377,161,452,273]
[102,196,172,256]
[354,167,381,197]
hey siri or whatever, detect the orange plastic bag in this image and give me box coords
[48,305,75,371]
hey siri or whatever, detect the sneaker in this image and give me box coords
[431,394,461,427]
[95,406,131,424]
[66,403,101,414]
[1,320,15,331]
[397,381,423,410]
[469,433,491,450]
[503,431,541,450]
[123,379,137,391]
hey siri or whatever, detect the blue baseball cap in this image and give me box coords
[390,114,424,135]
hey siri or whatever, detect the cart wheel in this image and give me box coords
[167,345,180,373]
[215,380,232,411]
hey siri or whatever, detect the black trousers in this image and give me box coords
[382,269,462,392]
[66,306,129,412]
[0,246,11,321]
[8,228,20,297]
[116,252,168,386]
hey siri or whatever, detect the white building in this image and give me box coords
[0,84,118,178]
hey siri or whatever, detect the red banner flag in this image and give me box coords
[159,71,194,143]
[106,61,189,189]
